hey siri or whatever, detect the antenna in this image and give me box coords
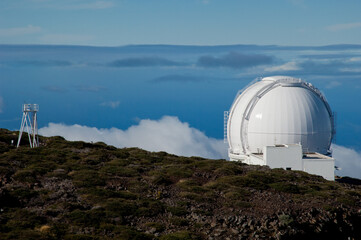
[17,104,39,148]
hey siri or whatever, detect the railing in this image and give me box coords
[23,104,39,112]
[224,111,229,143]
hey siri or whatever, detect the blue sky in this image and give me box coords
[1,0,361,178]
[1,0,361,46]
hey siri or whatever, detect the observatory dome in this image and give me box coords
[227,76,335,156]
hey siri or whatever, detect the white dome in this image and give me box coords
[227,76,335,155]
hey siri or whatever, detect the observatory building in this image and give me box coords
[226,76,336,180]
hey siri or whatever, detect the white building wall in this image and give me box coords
[229,152,247,162]
[229,144,335,181]
[263,144,303,170]
[303,158,335,181]
[249,154,265,165]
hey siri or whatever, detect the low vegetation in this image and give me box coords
[0,128,360,239]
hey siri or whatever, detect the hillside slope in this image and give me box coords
[0,129,360,240]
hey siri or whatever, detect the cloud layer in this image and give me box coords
[99,101,120,108]
[326,22,361,32]
[332,144,361,179]
[0,25,41,37]
[151,74,207,83]
[197,52,273,69]
[39,116,361,178]
[108,57,184,68]
[38,116,361,179]
[39,116,227,159]
[9,60,73,67]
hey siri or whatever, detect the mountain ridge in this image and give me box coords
[0,128,360,239]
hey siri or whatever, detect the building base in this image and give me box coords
[229,144,335,181]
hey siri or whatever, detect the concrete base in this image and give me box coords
[229,144,335,181]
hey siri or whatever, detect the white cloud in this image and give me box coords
[39,116,227,159]
[99,101,120,108]
[326,22,361,32]
[340,68,361,73]
[76,85,106,92]
[38,116,361,179]
[0,25,41,37]
[347,57,361,62]
[264,61,300,72]
[332,144,361,179]
[0,96,4,113]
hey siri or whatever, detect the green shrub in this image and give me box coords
[127,180,149,193]
[224,189,250,201]
[322,205,337,212]
[163,166,193,178]
[4,229,42,240]
[106,158,130,167]
[218,175,269,190]
[13,169,37,183]
[307,184,322,191]
[177,180,208,194]
[10,187,38,203]
[26,161,57,175]
[233,200,252,208]
[192,160,225,172]
[152,174,173,186]
[0,142,11,154]
[218,170,298,190]
[278,214,294,226]
[114,149,130,159]
[145,222,165,232]
[105,199,137,217]
[136,200,165,217]
[98,223,115,232]
[167,206,188,216]
[64,234,99,240]
[204,181,229,191]
[346,190,361,197]
[71,169,105,187]
[179,192,204,201]
[214,163,243,176]
[5,209,46,230]
[194,209,213,216]
[160,231,201,240]
[49,223,67,239]
[337,196,356,206]
[81,188,138,201]
[67,209,106,227]
[269,182,300,194]
[82,157,103,166]
[46,168,68,179]
[112,225,153,240]
[100,165,138,177]
[170,217,189,227]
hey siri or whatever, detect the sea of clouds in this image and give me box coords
[39,116,361,179]
[39,116,227,160]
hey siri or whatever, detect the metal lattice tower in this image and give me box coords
[17,104,39,148]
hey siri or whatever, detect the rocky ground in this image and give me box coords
[0,128,360,239]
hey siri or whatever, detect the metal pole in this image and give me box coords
[25,112,33,148]
[17,113,26,148]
